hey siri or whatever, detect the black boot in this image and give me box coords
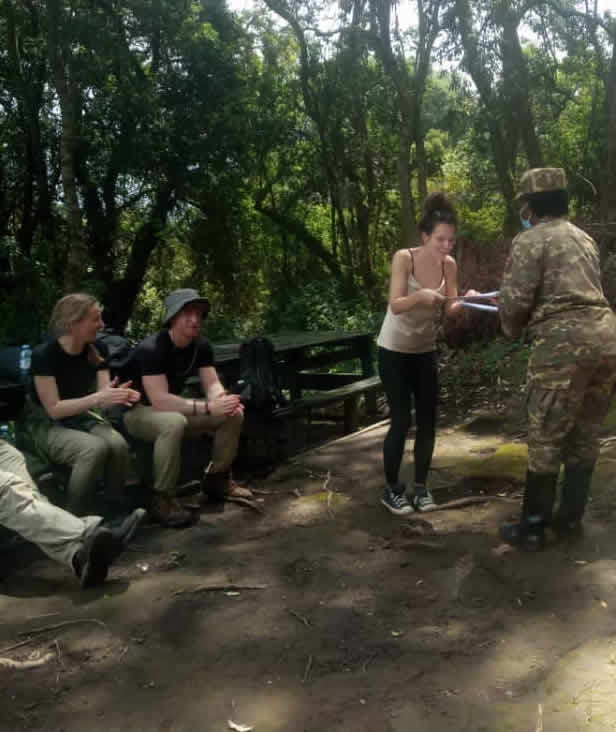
[201,471,228,503]
[72,528,116,589]
[500,470,558,551]
[553,462,594,539]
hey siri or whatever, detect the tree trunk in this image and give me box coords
[369,0,438,246]
[455,0,518,235]
[104,187,174,332]
[255,202,347,286]
[4,0,53,254]
[398,121,412,246]
[601,34,616,222]
[499,5,543,167]
[46,0,87,291]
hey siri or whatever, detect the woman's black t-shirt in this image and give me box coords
[31,339,108,404]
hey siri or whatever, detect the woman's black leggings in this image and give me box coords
[377,347,438,487]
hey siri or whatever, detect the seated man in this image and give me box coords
[0,438,144,588]
[123,289,250,528]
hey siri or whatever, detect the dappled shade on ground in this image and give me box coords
[2,401,616,730]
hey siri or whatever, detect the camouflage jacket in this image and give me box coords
[500,218,616,387]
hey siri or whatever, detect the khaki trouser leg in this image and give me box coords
[47,424,107,514]
[123,405,187,496]
[89,423,131,498]
[185,412,244,472]
[0,440,100,570]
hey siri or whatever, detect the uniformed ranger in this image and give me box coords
[499,167,616,549]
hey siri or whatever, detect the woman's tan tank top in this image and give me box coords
[377,250,446,354]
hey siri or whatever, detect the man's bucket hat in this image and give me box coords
[163,288,210,326]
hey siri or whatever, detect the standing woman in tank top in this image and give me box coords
[377,193,476,514]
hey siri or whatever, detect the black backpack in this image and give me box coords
[236,337,285,411]
[95,331,137,382]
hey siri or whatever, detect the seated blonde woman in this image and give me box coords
[32,293,140,515]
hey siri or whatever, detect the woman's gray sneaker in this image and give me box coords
[381,487,413,515]
[411,491,436,512]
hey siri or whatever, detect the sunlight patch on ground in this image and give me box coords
[454,443,528,481]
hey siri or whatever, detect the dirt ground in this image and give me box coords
[2,405,616,731]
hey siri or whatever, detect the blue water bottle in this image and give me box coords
[0,423,12,443]
[19,343,31,383]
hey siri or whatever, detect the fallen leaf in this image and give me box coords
[601,600,608,608]
[228,720,254,732]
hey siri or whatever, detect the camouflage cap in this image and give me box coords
[515,168,567,201]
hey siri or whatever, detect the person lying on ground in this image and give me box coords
[0,439,145,588]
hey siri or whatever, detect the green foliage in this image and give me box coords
[441,337,529,390]
[440,116,506,242]
[0,0,613,365]
[262,282,382,335]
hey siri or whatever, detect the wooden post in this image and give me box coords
[343,396,360,433]
[357,335,377,415]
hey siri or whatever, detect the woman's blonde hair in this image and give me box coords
[50,293,105,366]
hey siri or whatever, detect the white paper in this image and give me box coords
[460,302,499,312]
[446,290,500,301]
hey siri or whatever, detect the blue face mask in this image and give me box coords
[520,215,532,230]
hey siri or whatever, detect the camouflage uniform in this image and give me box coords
[500,169,616,475]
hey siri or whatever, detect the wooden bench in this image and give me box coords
[274,374,381,434]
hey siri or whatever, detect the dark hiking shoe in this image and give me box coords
[499,516,546,551]
[73,528,116,589]
[107,508,147,554]
[179,493,204,510]
[201,472,228,503]
[381,486,413,516]
[176,480,202,497]
[176,480,205,509]
[151,496,193,528]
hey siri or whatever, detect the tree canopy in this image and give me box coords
[1,0,614,342]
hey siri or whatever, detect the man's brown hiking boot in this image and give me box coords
[202,472,253,502]
[151,495,193,528]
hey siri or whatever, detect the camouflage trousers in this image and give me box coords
[527,357,616,474]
